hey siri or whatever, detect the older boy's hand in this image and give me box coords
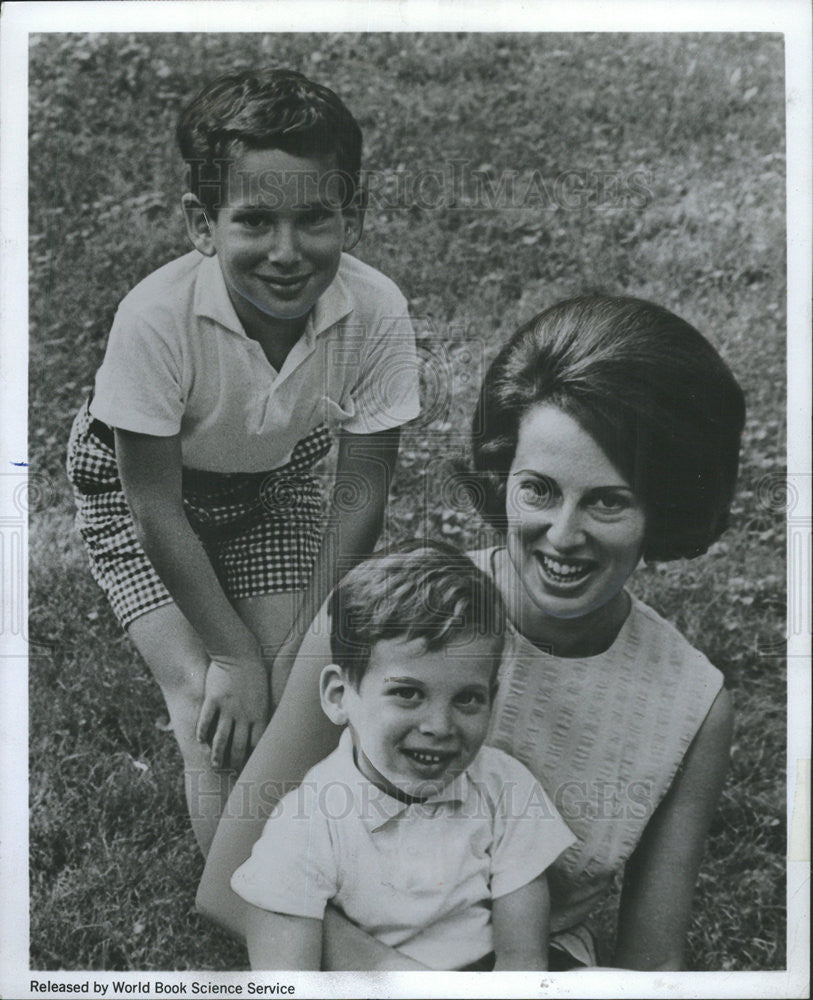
[197,652,270,770]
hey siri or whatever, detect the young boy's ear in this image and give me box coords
[341,186,367,252]
[181,193,216,257]
[320,664,350,726]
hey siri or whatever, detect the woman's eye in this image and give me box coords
[590,492,632,514]
[516,479,554,509]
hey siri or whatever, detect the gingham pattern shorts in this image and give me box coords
[66,401,333,629]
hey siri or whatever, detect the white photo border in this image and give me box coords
[2,1,810,998]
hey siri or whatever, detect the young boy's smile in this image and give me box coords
[322,636,500,800]
[184,146,361,342]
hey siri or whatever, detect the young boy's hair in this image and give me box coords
[176,68,363,214]
[329,541,507,689]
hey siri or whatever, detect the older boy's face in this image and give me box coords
[207,146,358,334]
[341,636,499,800]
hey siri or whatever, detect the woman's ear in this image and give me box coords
[341,186,367,251]
[320,664,350,726]
[181,193,216,257]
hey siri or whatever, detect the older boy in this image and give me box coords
[67,70,419,853]
[231,545,575,970]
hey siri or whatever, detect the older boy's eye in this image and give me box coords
[237,212,271,229]
[300,207,332,226]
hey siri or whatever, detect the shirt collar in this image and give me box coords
[193,253,245,335]
[333,730,471,833]
[193,252,353,341]
[307,258,353,339]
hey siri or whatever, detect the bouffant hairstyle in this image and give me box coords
[471,296,745,561]
[329,541,507,689]
[176,68,362,214]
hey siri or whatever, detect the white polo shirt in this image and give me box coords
[231,730,576,970]
[90,251,420,472]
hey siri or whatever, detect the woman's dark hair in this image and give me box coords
[177,68,362,214]
[471,295,745,561]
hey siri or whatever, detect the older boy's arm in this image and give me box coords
[245,905,322,970]
[196,604,341,938]
[492,874,550,971]
[272,426,400,703]
[116,428,268,769]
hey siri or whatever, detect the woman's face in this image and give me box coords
[505,404,647,621]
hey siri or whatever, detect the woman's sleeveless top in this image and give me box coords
[471,548,724,934]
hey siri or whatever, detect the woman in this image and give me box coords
[197,295,745,970]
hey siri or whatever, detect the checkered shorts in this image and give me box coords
[66,401,333,629]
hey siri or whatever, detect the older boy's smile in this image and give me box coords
[255,272,313,296]
[188,147,361,340]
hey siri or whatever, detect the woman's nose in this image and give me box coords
[545,501,586,551]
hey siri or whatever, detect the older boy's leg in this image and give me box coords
[233,591,302,702]
[127,603,234,856]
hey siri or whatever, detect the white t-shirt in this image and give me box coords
[90,251,420,472]
[231,729,576,970]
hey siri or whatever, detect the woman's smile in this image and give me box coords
[533,551,596,589]
[505,403,646,627]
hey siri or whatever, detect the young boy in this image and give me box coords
[66,69,420,853]
[230,545,576,970]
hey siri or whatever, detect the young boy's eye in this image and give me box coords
[454,690,488,709]
[388,686,422,702]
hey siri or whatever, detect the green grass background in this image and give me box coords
[28,32,786,970]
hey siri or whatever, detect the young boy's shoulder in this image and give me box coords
[469,744,544,792]
[470,747,577,860]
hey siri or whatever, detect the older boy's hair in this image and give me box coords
[329,542,507,688]
[177,68,362,214]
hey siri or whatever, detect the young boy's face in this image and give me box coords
[324,636,500,800]
[188,146,360,336]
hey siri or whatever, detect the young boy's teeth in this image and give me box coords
[410,751,443,764]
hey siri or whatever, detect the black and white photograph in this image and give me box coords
[1,1,810,998]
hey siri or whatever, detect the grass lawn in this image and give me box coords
[28,32,786,971]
